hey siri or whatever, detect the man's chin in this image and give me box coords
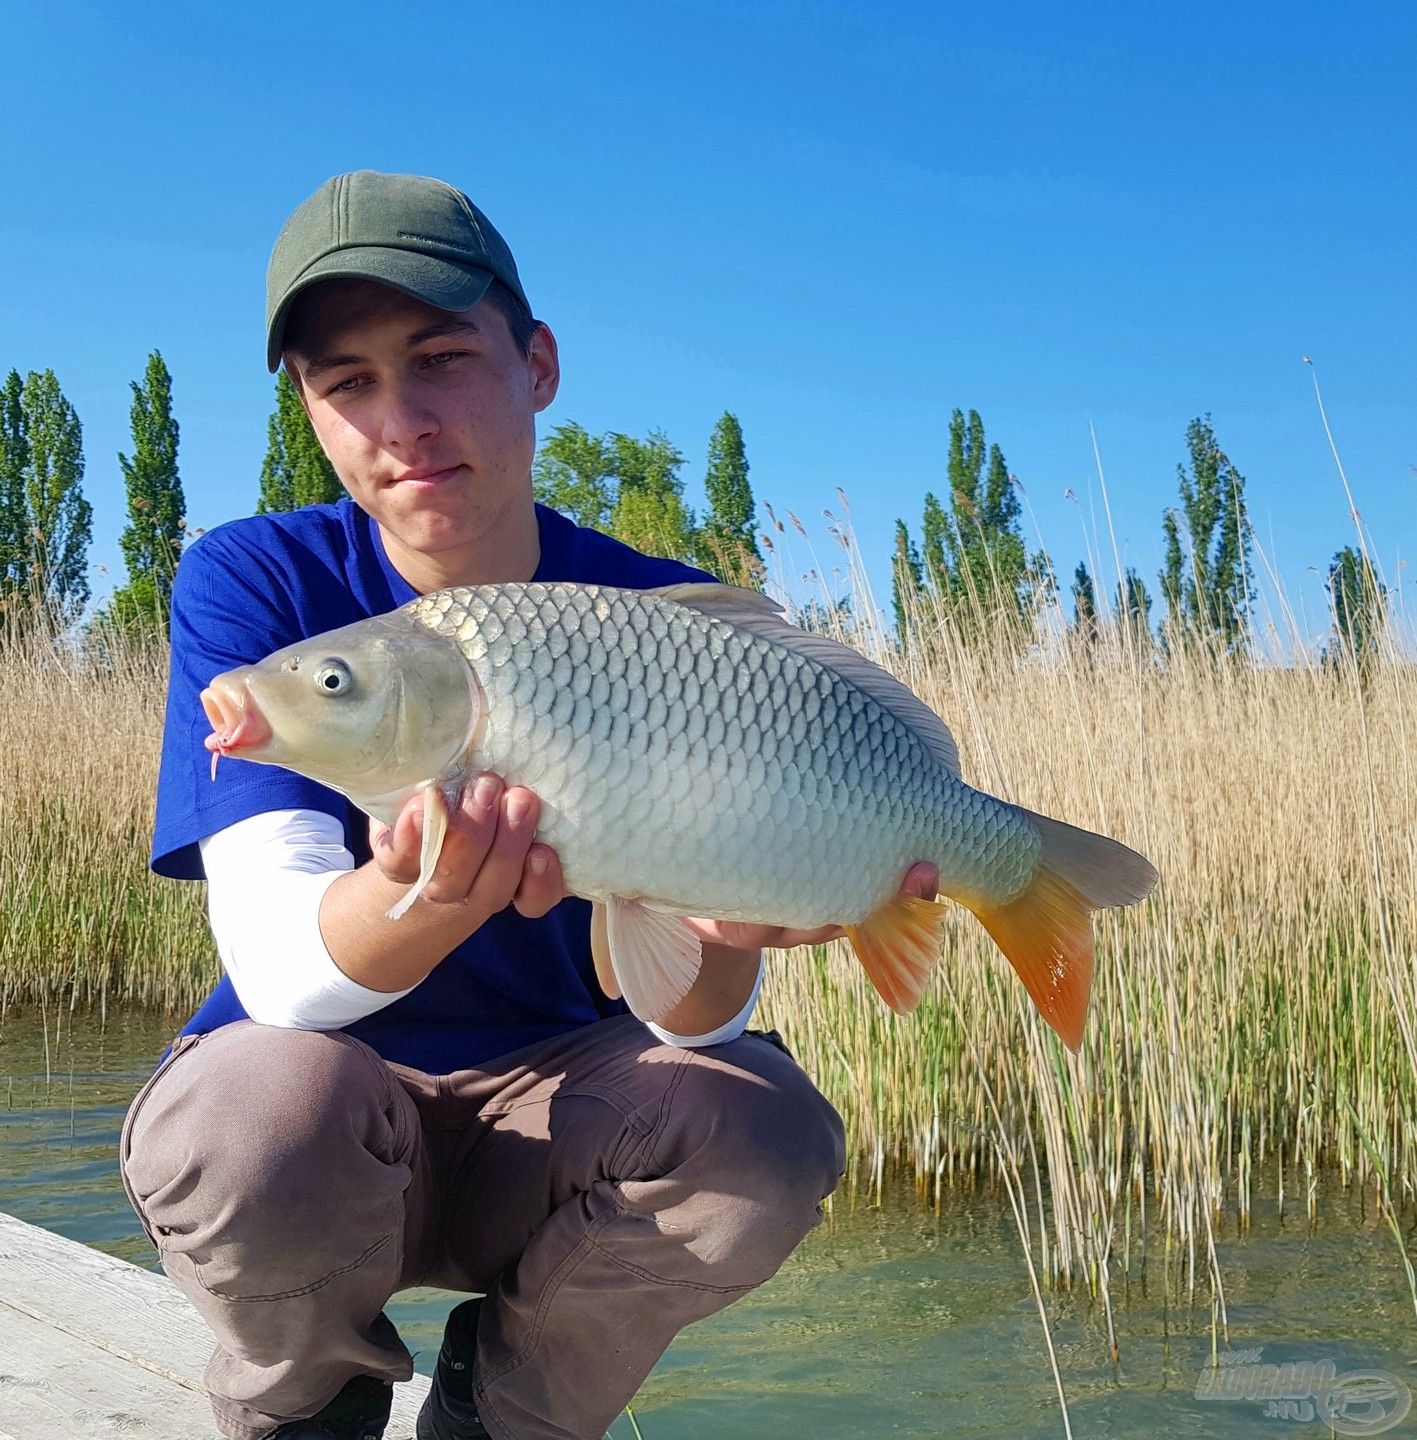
[374,492,537,582]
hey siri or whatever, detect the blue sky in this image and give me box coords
[3,2,1413,647]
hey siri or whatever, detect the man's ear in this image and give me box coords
[529,324,560,413]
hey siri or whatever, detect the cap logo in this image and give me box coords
[397,231,479,254]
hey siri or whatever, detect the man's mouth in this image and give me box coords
[391,464,463,486]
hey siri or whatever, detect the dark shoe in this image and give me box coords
[416,1297,492,1439]
[267,1373,393,1439]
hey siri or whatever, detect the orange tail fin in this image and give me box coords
[844,894,952,1014]
[968,867,1095,1051]
[967,807,1159,1051]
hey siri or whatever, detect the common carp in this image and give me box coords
[200,581,1158,1048]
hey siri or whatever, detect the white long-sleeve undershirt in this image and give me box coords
[197,808,763,1049]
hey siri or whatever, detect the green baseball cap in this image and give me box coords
[265,170,531,372]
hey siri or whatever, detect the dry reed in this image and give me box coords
[2,546,1413,1327]
[0,612,214,1017]
[751,514,1414,1330]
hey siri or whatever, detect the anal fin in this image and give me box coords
[590,901,621,1000]
[606,897,702,1022]
[844,894,950,1014]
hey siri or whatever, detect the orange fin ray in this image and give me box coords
[844,894,951,1014]
[968,867,1094,1052]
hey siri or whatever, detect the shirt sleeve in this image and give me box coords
[199,807,416,1029]
[153,530,354,879]
[642,951,765,1049]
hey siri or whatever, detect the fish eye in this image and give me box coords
[313,659,353,696]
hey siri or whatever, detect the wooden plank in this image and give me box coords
[0,1211,431,1438]
[0,1300,210,1439]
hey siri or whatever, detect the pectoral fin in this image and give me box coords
[844,894,950,1014]
[386,784,451,921]
[605,896,702,1022]
[589,901,621,1000]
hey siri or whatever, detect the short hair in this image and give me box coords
[483,277,543,358]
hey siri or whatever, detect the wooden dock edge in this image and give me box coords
[0,1209,431,1439]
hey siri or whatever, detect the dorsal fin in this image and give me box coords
[649,582,962,778]
[650,581,784,619]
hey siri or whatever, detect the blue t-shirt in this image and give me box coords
[154,498,714,1075]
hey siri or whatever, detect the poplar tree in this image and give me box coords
[258,370,340,512]
[0,370,27,607]
[1159,415,1252,656]
[918,409,1036,636]
[699,412,760,584]
[108,351,185,630]
[1070,561,1099,648]
[1115,567,1154,652]
[13,370,92,615]
[920,491,949,598]
[890,518,923,640]
[1326,546,1387,670]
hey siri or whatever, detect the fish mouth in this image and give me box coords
[200,678,273,777]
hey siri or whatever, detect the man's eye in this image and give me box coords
[328,374,366,395]
[425,350,467,367]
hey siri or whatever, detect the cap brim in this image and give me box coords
[266,247,494,372]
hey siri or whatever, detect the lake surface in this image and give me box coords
[2,1006,1414,1438]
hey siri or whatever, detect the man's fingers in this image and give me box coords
[423,775,504,901]
[461,785,539,913]
[371,792,430,885]
[513,843,565,919]
[372,776,509,903]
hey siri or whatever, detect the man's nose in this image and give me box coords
[380,377,440,448]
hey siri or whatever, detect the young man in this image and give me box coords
[120,170,936,1440]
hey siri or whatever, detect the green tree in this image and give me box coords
[0,370,28,606]
[99,569,169,634]
[109,350,184,630]
[1114,567,1154,652]
[1326,546,1387,669]
[698,411,760,584]
[890,518,924,640]
[532,421,615,531]
[1159,415,1252,655]
[607,429,697,560]
[919,409,1036,635]
[920,491,949,600]
[258,371,340,512]
[1070,561,1099,648]
[12,370,92,615]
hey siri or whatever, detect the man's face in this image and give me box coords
[284,279,559,567]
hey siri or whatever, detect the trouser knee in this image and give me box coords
[121,1022,417,1300]
[651,1032,847,1284]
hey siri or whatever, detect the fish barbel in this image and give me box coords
[201,581,1158,1049]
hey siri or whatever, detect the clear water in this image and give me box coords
[2,1007,1414,1438]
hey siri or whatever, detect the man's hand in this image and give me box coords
[369,774,567,921]
[683,861,941,953]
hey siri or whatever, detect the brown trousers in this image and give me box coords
[118,1015,846,1440]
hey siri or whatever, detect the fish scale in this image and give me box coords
[407,583,1039,923]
